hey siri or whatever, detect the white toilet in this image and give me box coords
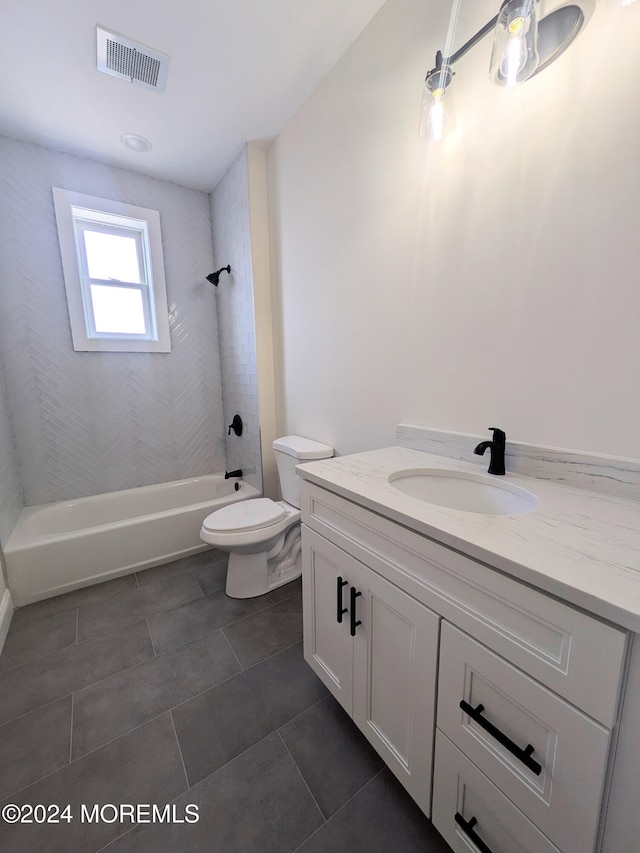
[200,435,334,598]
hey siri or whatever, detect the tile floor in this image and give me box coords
[0,550,452,853]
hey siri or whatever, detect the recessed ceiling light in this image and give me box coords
[120,133,153,153]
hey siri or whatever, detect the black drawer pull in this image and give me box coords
[350,587,362,636]
[336,577,348,623]
[455,813,494,853]
[459,700,542,776]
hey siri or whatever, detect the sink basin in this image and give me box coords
[388,468,539,515]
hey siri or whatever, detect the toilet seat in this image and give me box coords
[200,498,301,551]
[202,498,286,535]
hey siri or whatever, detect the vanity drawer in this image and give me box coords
[437,622,610,853]
[302,482,627,727]
[432,731,561,853]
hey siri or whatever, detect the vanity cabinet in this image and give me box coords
[301,480,628,853]
[302,526,440,815]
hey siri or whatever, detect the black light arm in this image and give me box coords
[426,12,499,85]
[446,13,499,66]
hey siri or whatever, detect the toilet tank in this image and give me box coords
[272,435,334,509]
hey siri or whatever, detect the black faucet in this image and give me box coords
[224,469,243,479]
[474,428,506,475]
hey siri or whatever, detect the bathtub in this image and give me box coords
[4,475,260,606]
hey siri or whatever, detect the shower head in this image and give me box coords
[206,266,231,286]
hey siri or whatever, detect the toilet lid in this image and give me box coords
[202,498,287,534]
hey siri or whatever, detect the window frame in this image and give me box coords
[52,188,172,353]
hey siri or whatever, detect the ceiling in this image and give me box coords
[0,0,387,192]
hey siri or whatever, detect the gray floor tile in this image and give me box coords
[0,714,187,853]
[104,732,324,853]
[147,587,271,655]
[0,620,153,726]
[72,629,241,759]
[0,609,77,671]
[280,695,384,818]
[77,574,203,642]
[223,591,303,667]
[0,696,72,801]
[10,575,138,628]
[268,575,302,604]
[190,554,229,596]
[135,548,219,588]
[173,642,328,786]
[296,768,451,853]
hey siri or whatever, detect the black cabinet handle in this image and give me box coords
[350,587,362,636]
[455,813,494,853]
[336,577,348,623]
[459,700,542,776]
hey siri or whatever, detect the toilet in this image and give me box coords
[200,435,334,598]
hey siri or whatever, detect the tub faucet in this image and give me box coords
[224,469,243,479]
[474,427,506,475]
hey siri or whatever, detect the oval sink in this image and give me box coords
[388,468,539,515]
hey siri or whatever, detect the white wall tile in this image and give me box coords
[0,136,226,504]
[0,359,23,546]
[210,148,262,492]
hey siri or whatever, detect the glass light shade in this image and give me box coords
[490,0,540,86]
[419,71,456,142]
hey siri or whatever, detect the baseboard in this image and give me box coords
[0,587,14,655]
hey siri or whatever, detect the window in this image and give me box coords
[52,188,171,352]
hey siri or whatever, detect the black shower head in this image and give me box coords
[206,265,231,286]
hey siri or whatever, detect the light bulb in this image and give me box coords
[490,0,539,86]
[419,68,455,142]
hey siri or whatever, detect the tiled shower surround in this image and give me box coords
[0,360,22,547]
[210,147,262,493]
[0,135,227,506]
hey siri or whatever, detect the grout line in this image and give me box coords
[75,607,79,644]
[191,569,207,597]
[167,639,317,725]
[219,626,245,672]
[69,692,74,764]
[145,617,157,656]
[0,695,79,802]
[277,729,326,822]
[290,768,386,853]
[169,709,191,790]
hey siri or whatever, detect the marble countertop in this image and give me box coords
[297,446,640,632]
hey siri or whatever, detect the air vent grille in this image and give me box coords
[96,27,170,93]
[106,39,161,87]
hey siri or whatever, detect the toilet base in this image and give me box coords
[225,546,302,599]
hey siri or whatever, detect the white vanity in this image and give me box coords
[297,431,640,853]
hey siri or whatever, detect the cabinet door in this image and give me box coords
[352,565,440,817]
[302,528,354,713]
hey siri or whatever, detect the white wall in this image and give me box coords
[268,0,640,459]
[0,136,226,504]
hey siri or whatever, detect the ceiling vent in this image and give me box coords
[96,26,170,93]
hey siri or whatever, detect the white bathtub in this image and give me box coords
[4,475,260,606]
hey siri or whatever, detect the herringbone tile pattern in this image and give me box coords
[0,137,226,506]
[211,148,262,493]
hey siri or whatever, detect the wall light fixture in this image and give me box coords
[420,1,595,142]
